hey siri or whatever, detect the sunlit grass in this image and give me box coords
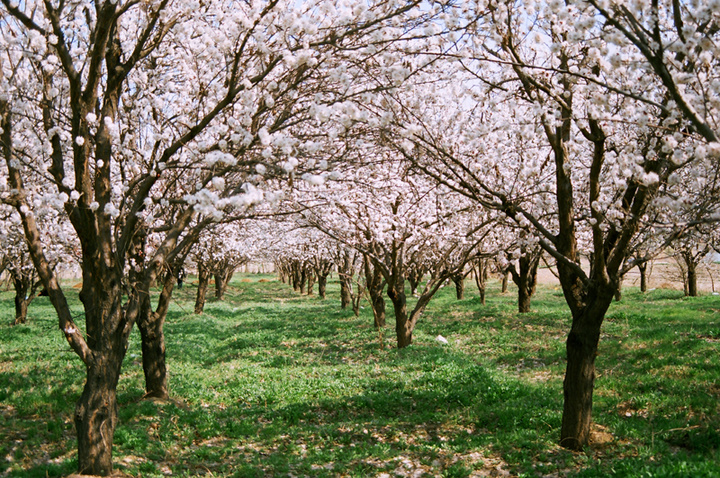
[1,275,719,477]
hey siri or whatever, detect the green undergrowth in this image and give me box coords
[0,276,719,477]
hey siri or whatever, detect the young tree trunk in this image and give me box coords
[614,280,623,301]
[137,272,175,400]
[195,264,211,314]
[638,262,648,292]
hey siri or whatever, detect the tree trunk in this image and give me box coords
[638,263,648,292]
[340,278,352,309]
[339,253,354,309]
[13,294,29,325]
[214,267,234,300]
[306,269,315,295]
[512,252,540,314]
[75,275,135,476]
[501,270,509,293]
[11,272,38,325]
[408,269,423,296]
[387,280,412,348]
[75,354,122,476]
[473,258,487,305]
[12,277,30,325]
[560,290,613,451]
[299,267,307,294]
[371,292,386,328]
[137,272,175,400]
[195,264,211,314]
[318,274,328,299]
[291,262,301,292]
[452,272,465,300]
[364,256,386,328]
[685,253,698,297]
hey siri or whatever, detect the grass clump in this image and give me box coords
[0,276,718,476]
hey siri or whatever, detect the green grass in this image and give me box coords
[1,276,719,477]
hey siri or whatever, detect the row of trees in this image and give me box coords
[1,0,718,474]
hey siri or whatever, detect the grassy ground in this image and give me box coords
[0,276,719,477]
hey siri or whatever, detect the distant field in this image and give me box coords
[537,258,720,294]
[1,275,719,477]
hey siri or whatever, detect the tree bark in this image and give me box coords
[473,258,488,305]
[195,264,211,314]
[501,270,509,293]
[560,288,614,450]
[74,353,122,476]
[137,271,175,400]
[638,262,648,292]
[214,266,235,300]
[299,266,307,294]
[388,281,412,348]
[684,253,698,297]
[408,268,423,296]
[509,251,540,313]
[306,268,315,295]
[318,274,329,299]
[452,272,465,300]
[364,255,386,328]
[12,277,30,325]
[339,252,354,309]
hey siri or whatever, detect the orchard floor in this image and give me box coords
[1,275,719,477]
